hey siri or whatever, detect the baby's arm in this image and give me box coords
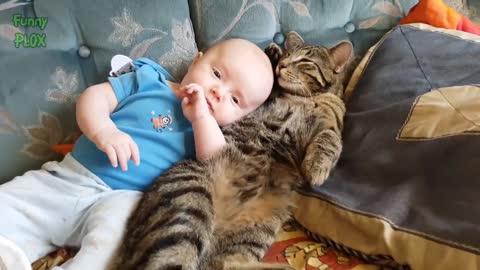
[76,82,140,170]
[191,113,226,161]
[181,84,226,161]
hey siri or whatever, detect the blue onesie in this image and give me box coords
[72,57,195,191]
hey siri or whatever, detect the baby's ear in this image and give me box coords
[192,52,204,64]
[329,41,353,73]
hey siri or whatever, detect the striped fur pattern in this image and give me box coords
[108,31,351,270]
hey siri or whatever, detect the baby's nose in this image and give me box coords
[211,87,225,100]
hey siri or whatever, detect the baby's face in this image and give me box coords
[181,39,273,126]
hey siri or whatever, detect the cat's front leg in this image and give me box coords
[301,129,342,186]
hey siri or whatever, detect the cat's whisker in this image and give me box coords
[299,80,312,98]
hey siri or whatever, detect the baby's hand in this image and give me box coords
[91,126,140,171]
[181,83,211,123]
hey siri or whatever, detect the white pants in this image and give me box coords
[0,154,142,270]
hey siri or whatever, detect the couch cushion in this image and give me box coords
[0,0,197,182]
[294,23,480,270]
[188,0,418,57]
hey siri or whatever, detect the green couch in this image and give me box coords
[4,1,480,269]
[0,0,422,181]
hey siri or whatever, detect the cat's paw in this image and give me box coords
[301,159,331,186]
[264,43,283,69]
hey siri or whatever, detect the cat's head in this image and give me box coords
[275,31,353,98]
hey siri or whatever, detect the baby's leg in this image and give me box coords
[0,167,69,262]
[0,153,115,267]
[53,190,141,270]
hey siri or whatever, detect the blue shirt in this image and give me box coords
[72,58,195,191]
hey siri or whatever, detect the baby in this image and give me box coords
[0,39,273,270]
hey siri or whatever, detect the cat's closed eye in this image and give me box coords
[297,62,317,71]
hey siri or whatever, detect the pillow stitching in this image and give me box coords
[399,26,434,91]
[404,24,480,45]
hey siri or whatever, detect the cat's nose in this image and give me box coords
[276,63,286,75]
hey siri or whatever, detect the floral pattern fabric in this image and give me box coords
[188,0,419,56]
[0,0,196,182]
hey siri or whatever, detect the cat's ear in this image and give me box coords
[329,41,353,73]
[284,31,304,53]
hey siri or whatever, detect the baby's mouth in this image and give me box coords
[206,99,213,113]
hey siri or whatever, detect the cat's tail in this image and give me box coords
[109,160,215,270]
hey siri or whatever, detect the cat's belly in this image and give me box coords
[209,148,297,232]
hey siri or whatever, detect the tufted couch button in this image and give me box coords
[344,22,356,33]
[273,32,285,45]
[78,45,91,58]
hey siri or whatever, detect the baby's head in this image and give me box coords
[181,38,273,126]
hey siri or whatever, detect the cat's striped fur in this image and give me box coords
[108,31,352,270]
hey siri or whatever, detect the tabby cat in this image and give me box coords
[108,31,352,270]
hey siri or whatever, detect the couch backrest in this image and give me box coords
[188,0,418,55]
[0,0,418,181]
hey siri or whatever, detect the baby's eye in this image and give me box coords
[232,96,239,104]
[213,69,222,79]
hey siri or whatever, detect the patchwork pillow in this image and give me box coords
[294,23,480,270]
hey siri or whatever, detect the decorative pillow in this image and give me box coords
[188,0,418,57]
[294,23,480,270]
[400,0,480,34]
[0,0,197,182]
[262,223,379,270]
